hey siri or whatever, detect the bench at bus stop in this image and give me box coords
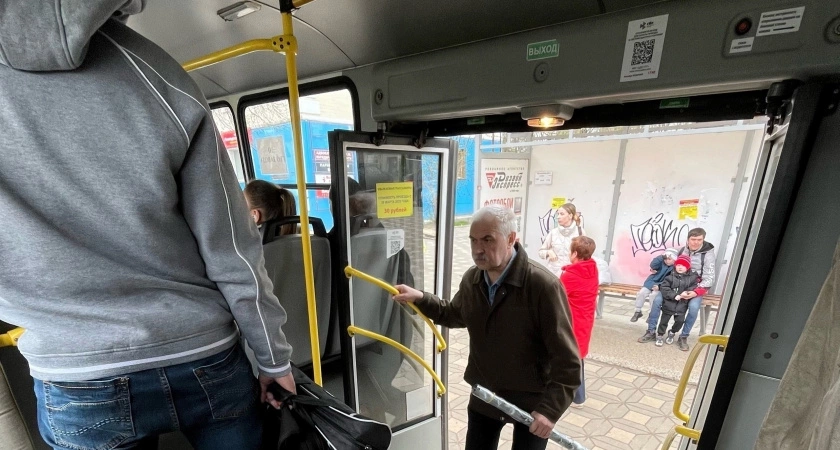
[595,283,722,336]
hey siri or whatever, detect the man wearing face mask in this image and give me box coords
[393,206,580,450]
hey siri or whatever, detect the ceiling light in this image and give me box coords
[218,1,261,21]
[527,117,565,128]
[521,104,574,128]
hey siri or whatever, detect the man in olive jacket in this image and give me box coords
[394,206,580,450]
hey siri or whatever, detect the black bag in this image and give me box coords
[262,365,392,450]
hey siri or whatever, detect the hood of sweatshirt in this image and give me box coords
[0,0,144,71]
[562,258,599,281]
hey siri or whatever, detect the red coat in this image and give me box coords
[560,259,599,358]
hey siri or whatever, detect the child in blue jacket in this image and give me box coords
[630,248,678,322]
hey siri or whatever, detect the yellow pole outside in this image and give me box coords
[281,11,322,386]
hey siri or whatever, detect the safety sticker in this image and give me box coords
[386,229,405,258]
[729,37,755,54]
[756,7,805,37]
[620,14,669,82]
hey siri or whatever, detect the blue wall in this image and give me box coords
[250,120,352,230]
[250,124,481,225]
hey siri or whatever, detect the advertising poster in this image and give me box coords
[479,159,529,233]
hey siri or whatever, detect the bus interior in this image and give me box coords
[2,0,840,449]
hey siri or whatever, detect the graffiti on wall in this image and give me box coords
[629,213,689,256]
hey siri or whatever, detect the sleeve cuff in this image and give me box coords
[258,361,292,378]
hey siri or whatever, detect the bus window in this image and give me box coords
[210,106,246,188]
[243,88,355,229]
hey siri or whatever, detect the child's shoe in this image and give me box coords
[655,335,664,347]
[666,331,675,345]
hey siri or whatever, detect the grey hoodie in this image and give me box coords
[0,1,292,381]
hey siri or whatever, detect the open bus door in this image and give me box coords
[328,131,456,450]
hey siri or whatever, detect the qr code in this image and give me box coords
[390,240,402,255]
[631,39,655,65]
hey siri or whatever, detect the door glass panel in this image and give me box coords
[344,145,441,429]
[210,106,245,188]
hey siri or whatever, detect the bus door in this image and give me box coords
[329,131,456,449]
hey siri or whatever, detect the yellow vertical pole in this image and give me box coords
[281,11,322,385]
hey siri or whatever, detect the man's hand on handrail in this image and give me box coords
[393,285,424,304]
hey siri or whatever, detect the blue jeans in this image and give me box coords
[647,295,703,338]
[34,344,262,450]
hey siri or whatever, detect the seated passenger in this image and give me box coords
[244,180,297,235]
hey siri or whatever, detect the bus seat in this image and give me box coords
[0,362,35,450]
[261,217,331,366]
[348,227,401,346]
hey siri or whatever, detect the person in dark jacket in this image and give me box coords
[559,236,599,407]
[630,248,678,322]
[393,206,580,450]
[654,255,699,347]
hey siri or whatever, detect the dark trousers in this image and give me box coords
[465,408,548,450]
[657,310,685,336]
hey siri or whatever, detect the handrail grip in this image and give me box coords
[347,325,446,397]
[0,328,24,348]
[182,37,283,72]
[673,334,729,423]
[660,425,702,449]
[345,265,447,353]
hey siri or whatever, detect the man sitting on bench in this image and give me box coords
[638,228,716,351]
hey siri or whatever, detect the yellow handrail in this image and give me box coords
[182,37,284,72]
[348,325,446,397]
[673,334,729,423]
[281,12,321,386]
[344,266,447,353]
[661,425,702,450]
[0,328,24,348]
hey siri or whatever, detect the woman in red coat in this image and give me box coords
[560,236,599,406]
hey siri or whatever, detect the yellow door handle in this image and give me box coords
[345,266,447,353]
[0,328,24,348]
[661,425,702,449]
[348,325,446,397]
[673,334,728,423]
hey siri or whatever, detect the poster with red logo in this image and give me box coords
[479,159,529,233]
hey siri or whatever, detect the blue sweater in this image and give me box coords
[643,255,673,289]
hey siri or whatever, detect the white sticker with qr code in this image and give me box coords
[386,229,405,258]
[620,14,669,82]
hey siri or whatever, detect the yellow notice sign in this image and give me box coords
[679,199,699,220]
[376,182,414,218]
[551,197,566,209]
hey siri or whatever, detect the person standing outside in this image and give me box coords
[393,206,580,450]
[0,3,294,449]
[559,236,600,407]
[538,203,585,276]
[639,228,716,350]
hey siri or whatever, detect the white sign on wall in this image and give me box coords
[479,158,529,234]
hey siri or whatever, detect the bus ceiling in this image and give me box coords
[128,1,840,121]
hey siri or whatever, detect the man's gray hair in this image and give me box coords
[472,206,517,237]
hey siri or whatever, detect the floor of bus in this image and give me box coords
[444,225,708,450]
